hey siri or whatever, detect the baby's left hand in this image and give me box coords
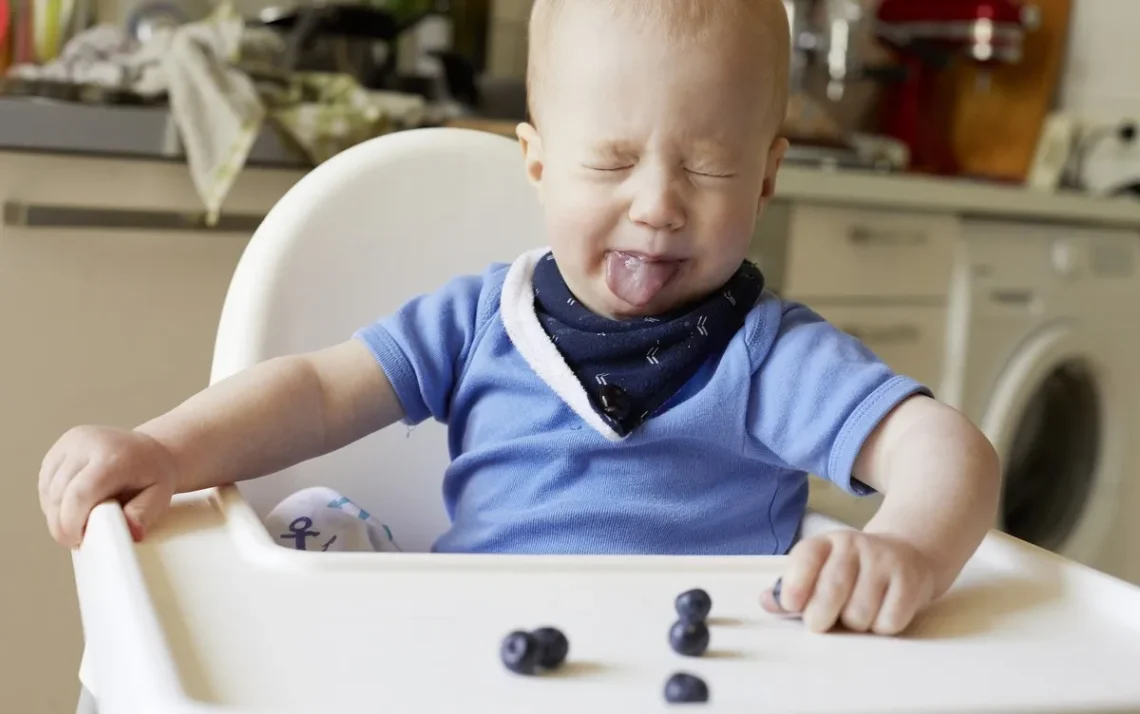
[761,530,937,635]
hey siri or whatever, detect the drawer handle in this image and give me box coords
[841,324,921,345]
[847,225,928,246]
[989,289,1035,306]
[2,201,264,232]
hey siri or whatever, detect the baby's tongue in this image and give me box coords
[605,252,679,307]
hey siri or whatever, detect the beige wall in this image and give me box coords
[1058,0,1140,120]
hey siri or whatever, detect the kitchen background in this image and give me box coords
[3,1,1140,712]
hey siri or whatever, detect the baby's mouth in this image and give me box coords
[604,251,683,308]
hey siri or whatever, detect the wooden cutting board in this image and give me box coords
[445,117,518,136]
[946,0,1073,183]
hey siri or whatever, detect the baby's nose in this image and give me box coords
[628,176,686,231]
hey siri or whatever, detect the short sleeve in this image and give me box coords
[745,300,931,495]
[353,265,504,425]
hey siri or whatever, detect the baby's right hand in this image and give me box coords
[38,426,179,547]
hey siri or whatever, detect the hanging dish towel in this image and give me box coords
[133,5,265,224]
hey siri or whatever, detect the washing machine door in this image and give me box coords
[980,323,1122,565]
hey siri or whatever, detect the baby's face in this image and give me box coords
[519,3,787,320]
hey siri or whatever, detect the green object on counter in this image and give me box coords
[266,72,427,164]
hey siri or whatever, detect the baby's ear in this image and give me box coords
[516,122,546,196]
[758,136,790,212]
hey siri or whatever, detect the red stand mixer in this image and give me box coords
[874,0,1040,175]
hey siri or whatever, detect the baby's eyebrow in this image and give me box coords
[688,138,733,159]
[590,140,639,157]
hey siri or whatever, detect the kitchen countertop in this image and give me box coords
[774,165,1140,229]
[3,98,1138,229]
[0,97,305,168]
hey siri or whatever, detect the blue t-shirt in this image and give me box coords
[354,249,929,555]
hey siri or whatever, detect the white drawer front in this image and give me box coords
[809,304,946,393]
[784,205,960,299]
[0,151,303,214]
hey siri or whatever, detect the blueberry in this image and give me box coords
[664,672,709,704]
[772,578,784,610]
[501,631,541,675]
[669,619,710,657]
[674,588,712,622]
[532,627,569,669]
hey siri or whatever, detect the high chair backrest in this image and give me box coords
[210,128,545,552]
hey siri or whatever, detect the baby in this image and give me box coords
[38,0,999,635]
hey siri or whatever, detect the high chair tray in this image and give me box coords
[74,485,1140,714]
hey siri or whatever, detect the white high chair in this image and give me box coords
[72,128,1140,714]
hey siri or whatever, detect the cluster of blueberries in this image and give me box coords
[500,626,571,675]
[665,580,785,703]
[498,587,718,705]
[665,588,713,704]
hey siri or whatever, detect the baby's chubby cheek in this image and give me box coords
[543,192,623,276]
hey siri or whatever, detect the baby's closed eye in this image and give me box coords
[579,159,735,178]
[583,162,635,172]
[685,165,736,178]
[582,142,639,172]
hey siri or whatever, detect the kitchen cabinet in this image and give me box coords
[780,204,959,301]
[807,304,947,391]
[0,152,302,714]
[754,202,956,395]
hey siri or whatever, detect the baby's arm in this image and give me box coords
[748,300,1000,634]
[763,395,1000,633]
[39,339,402,546]
[855,395,1000,599]
[140,340,402,494]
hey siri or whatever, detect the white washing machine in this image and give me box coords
[941,220,1140,585]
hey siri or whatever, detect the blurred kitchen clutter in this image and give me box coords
[0,0,477,221]
[786,0,1136,196]
[783,0,1053,181]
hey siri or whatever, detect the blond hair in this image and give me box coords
[525,0,790,128]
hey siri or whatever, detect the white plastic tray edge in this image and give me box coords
[73,500,227,714]
[73,487,1140,714]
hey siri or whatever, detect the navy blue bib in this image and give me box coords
[533,253,764,436]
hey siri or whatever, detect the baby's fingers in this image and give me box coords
[801,541,860,633]
[766,537,832,614]
[872,574,926,636]
[57,465,114,548]
[122,481,174,542]
[37,446,66,509]
[43,455,88,546]
[839,560,890,633]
